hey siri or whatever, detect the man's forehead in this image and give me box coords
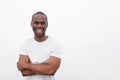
[33,14,46,19]
[32,14,47,22]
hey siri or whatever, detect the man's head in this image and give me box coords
[31,11,48,38]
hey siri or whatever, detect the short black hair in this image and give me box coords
[32,11,48,22]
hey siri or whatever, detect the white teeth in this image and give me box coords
[36,29,42,33]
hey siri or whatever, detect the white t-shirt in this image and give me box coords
[19,36,61,80]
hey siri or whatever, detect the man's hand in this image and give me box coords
[17,55,61,76]
[17,55,35,76]
[17,55,30,71]
[17,61,28,71]
[25,56,61,75]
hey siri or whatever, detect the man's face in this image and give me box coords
[31,14,48,38]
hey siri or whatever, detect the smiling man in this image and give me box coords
[17,11,61,80]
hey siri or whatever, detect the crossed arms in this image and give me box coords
[17,55,61,76]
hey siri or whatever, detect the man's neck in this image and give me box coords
[34,35,48,42]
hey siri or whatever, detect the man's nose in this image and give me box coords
[38,23,42,27]
[37,23,43,28]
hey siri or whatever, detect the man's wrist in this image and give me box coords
[24,63,30,70]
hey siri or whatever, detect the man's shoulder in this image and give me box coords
[48,36,61,48]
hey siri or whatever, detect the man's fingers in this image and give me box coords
[17,61,28,71]
[17,61,23,70]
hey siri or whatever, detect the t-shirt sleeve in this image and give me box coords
[19,41,28,55]
[50,43,62,58]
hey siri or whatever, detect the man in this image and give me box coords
[17,11,61,80]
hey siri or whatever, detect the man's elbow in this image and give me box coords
[48,67,59,75]
[21,70,33,77]
[49,63,61,75]
[22,74,27,76]
[21,71,28,76]
[48,70,56,75]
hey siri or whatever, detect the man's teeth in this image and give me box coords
[36,29,42,33]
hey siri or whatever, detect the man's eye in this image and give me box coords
[34,22,39,24]
[41,22,45,25]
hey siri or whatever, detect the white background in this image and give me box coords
[0,0,120,80]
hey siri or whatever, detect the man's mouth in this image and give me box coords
[36,29,42,34]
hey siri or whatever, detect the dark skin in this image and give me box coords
[17,14,61,76]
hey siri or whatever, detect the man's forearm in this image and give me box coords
[28,63,54,75]
[20,56,61,75]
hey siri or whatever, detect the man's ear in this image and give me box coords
[46,22,48,28]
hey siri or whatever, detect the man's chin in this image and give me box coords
[35,33,44,38]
